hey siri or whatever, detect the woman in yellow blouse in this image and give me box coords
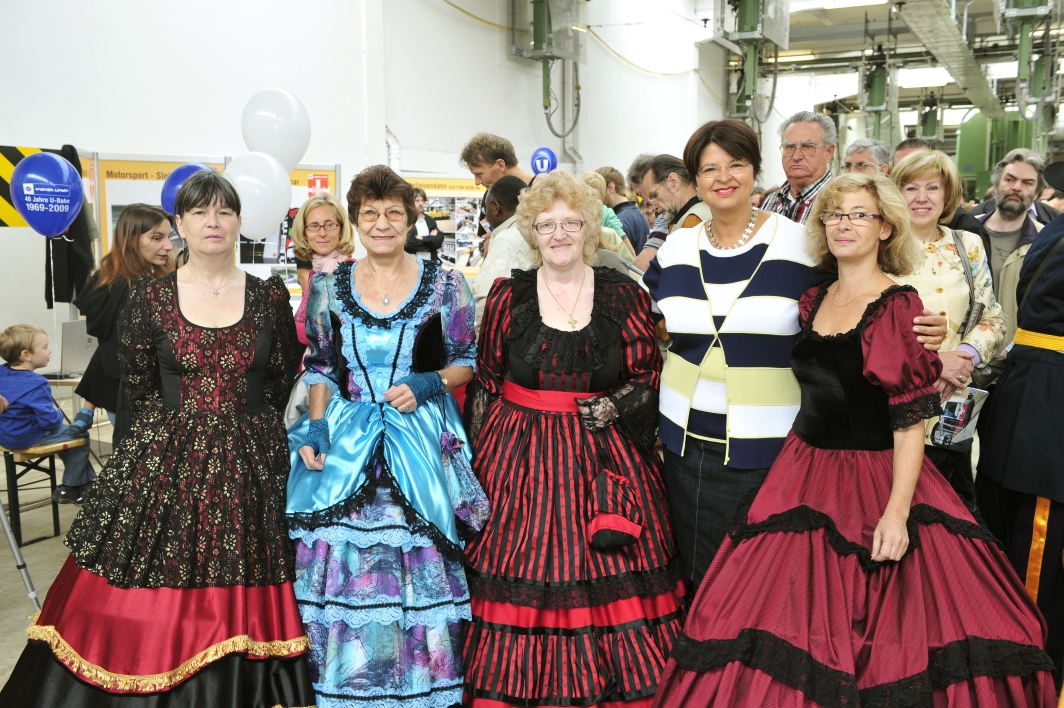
[891,150,1005,501]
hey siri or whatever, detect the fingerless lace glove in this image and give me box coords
[306,418,331,456]
[393,372,445,406]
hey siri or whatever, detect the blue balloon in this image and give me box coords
[9,152,84,237]
[531,147,558,175]
[161,163,214,214]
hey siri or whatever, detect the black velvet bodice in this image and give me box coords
[790,318,894,452]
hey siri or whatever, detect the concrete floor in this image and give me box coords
[0,399,111,685]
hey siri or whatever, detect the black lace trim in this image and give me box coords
[333,258,439,330]
[728,489,1002,572]
[889,391,942,430]
[802,282,919,341]
[673,629,1054,708]
[506,267,636,374]
[610,380,660,455]
[467,561,682,609]
[286,432,464,561]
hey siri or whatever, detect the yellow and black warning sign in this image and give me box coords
[0,145,45,227]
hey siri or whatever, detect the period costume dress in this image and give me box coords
[652,283,1057,707]
[0,272,315,707]
[286,258,489,708]
[462,267,685,708]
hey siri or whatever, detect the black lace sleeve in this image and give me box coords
[263,275,301,411]
[607,281,663,453]
[117,276,162,417]
[464,277,512,447]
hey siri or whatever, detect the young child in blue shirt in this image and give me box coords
[0,324,96,503]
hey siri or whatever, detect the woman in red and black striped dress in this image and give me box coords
[462,170,685,708]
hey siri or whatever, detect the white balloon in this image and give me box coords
[224,152,291,241]
[241,88,312,172]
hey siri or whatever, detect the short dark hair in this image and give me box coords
[460,133,518,168]
[347,165,417,227]
[174,170,241,217]
[645,154,691,187]
[412,187,427,201]
[485,175,526,214]
[892,137,935,160]
[683,120,762,181]
[627,153,655,191]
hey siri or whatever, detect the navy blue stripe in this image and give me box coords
[718,332,800,368]
[741,261,827,298]
[668,332,715,366]
[727,436,786,469]
[686,410,727,440]
[659,417,685,455]
[698,244,766,284]
[648,263,706,301]
[713,315,726,332]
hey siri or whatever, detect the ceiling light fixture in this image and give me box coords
[791,0,888,13]
[766,54,817,62]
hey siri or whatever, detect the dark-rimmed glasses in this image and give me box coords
[819,211,884,226]
[533,220,586,235]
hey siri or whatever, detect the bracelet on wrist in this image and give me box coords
[880,515,906,526]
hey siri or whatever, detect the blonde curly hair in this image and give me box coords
[805,173,923,276]
[515,170,602,266]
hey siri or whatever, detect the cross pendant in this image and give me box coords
[567,315,578,328]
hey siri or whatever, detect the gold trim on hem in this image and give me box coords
[27,623,309,692]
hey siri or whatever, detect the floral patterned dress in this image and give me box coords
[0,272,315,707]
[286,258,489,708]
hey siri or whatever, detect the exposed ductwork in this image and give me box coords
[899,0,1006,118]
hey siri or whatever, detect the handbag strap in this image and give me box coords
[951,229,977,338]
[1019,231,1064,312]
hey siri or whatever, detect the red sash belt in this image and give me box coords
[501,380,603,413]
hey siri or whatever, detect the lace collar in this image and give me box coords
[803,280,917,341]
[334,258,439,329]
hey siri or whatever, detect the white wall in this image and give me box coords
[0,0,735,339]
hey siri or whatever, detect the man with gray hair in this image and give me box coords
[761,111,837,223]
[628,153,673,271]
[842,138,890,175]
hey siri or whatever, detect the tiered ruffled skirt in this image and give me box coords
[653,433,1058,707]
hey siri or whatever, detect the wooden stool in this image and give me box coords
[0,439,81,546]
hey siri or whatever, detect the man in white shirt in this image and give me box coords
[471,175,531,336]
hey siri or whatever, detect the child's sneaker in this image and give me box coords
[52,486,80,504]
[67,408,94,434]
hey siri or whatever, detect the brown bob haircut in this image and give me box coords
[346,165,417,227]
[683,119,762,181]
[96,203,175,288]
[805,172,923,276]
[460,133,518,169]
[889,150,964,225]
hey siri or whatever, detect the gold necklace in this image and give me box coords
[541,267,587,329]
[830,273,885,307]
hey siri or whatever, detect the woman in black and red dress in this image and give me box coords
[653,173,1057,707]
[1,171,315,707]
[463,170,684,708]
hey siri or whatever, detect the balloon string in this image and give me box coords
[48,238,58,354]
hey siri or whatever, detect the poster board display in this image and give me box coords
[96,155,226,253]
[237,164,341,292]
[405,177,486,268]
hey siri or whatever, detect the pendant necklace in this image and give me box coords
[542,266,587,329]
[706,207,759,251]
[190,265,236,298]
[366,259,406,305]
[830,273,885,307]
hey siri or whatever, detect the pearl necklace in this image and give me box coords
[706,207,759,251]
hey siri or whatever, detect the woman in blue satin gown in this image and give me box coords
[285,165,490,708]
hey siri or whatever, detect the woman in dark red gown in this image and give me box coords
[653,173,1057,707]
[463,170,684,707]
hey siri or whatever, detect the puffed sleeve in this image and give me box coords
[957,233,1007,365]
[441,268,476,369]
[117,277,162,417]
[861,288,943,429]
[797,283,825,329]
[302,270,340,394]
[604,285,664,453]
[463,277,512,447]
[264,275,301,411]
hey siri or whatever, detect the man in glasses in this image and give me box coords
[842,138,891,175]
[635,154,712,271]
[761,111,837,224]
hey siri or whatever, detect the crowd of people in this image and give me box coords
[0,111,1063,708]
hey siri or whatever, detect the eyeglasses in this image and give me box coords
[819,211,884,226]
[305,221,341,234]
[781,143,825,157]
[533,219,586,235]
[697,160,751,180]
[843,162,877,174]
[359,208,406,223]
